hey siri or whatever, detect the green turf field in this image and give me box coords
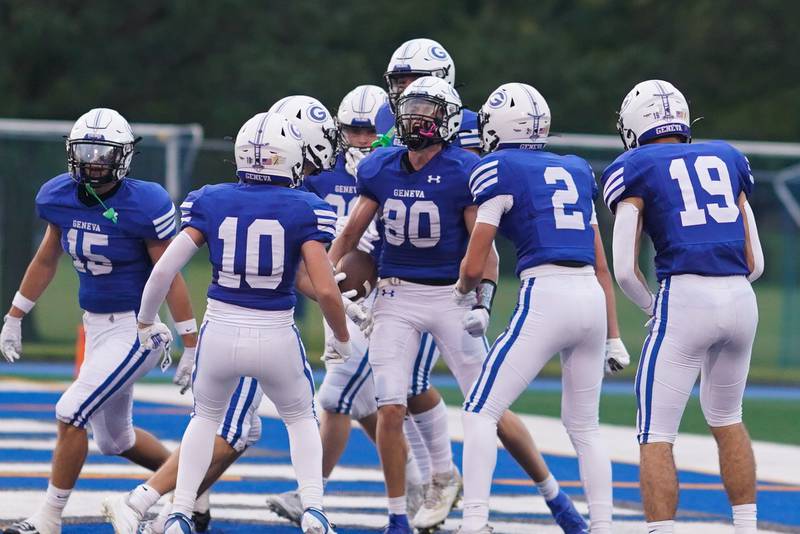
[24,255,800,384]
[437,387,800,446]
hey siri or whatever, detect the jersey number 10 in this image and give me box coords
[217,217,284,290]
[670,156,739,227]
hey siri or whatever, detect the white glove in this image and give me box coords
[335,217,377,253]
[335,271,373,335]
[463,308,489,337]
[138,322,173,352]
[344,147,366,177]
[452,285,477,307]
[173,346,196,394]
[1,315,23,363]
[605,337,631,375]
[322,336,352,364]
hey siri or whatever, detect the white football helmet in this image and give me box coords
[268,96,338,173]
[235,112,305,187]
[66,108,137,186]
[617,79,691,150]
[478,83,551,153]
[396,76,462,150]
[384,38,456,109]
[336,85,389,152]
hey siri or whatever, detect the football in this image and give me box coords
[336,249,378,300]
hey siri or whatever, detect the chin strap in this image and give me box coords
[84,183,118,224]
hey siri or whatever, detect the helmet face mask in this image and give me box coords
[66,108,136,187]
[339,124,378,153]
[385,71,437,110]
[268,96,338,174]
[335,84,388,153]
[384,38,456,111]
[395,76,462,152]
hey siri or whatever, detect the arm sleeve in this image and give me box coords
[300,198,337,245]
[179,188,208,237]
[476,195,514,227]
[612,201,656,315]
[138,231,200,324]
[743,200,764,282]
[145,187,177,240]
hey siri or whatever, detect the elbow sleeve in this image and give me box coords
[744,201,764,282]
[612,202,655,315]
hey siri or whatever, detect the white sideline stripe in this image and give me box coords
[0,419,55,433]
[0,491,783,533]
[3,380,800,485]
[0,438,180,452]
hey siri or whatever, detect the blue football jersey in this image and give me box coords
[374,102,481,151]
[35,174,176,313]
[357,144,478,280]
[471,149,597,275]
[180,182,336,311]
[601,141,753,279]
[304,158,359,218]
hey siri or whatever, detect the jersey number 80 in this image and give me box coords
[382,199,440,248]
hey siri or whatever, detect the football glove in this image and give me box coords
[605,337,631,375]
[173,346,196,394]
[334,217,377,253]
[452,285,477,307]
[138,322,173,352]
[0,315,23,363]
[344,147,367,178]
[463,308,490,338]
[322,336,352,364]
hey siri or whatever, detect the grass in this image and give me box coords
[437,386,800,446]
[25,255,800,384]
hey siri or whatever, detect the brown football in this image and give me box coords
[336,249,378,300]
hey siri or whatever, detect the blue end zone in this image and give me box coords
[1,389,797,529]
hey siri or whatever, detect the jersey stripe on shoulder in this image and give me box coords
[314,208,337,237]
[180,201,193,224]
[152,204,177,239]
[603,167,626,209]
[469,160,499,198]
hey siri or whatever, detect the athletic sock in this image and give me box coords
[387,495,407,515]
[646,519,675,533]
[411,400,452,475]
[733,503,757,533]
[34,483,71,526]
[194,489,210,513]
[535,474,561,501]
[405,451,424,486]
[461,411,498,532]
[128,484,161,517]
[286,418,324,511]
[173,417,219,516]
[404,416,431,482]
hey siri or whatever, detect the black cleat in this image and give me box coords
[192,509,211,533]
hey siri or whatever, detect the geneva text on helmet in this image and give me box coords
[616,79,691,151]
[234,112,306,188]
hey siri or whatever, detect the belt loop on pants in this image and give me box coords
[377,277,402,289]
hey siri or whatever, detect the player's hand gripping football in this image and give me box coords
[138,322,173,352]
[335,272,373,336]
[0,315,23,363]
[173,346,196,394]
[605,337,631,374]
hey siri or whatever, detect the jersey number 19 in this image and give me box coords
[670,155,739,227]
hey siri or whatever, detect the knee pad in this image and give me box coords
[92,422,136,456]
[244,413,262,449]
[316,383,342,415]
[55,395,82,427]
[702,404,743,428]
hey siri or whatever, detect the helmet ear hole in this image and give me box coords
[509,99,516,107]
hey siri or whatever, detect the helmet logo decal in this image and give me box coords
[288,122,303,140]
[653,81,675,119]
[396,41,421,62]
[307,105,328,123]
[428,45,448,60]
[488,90,506,109]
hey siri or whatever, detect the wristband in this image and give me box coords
[174,319,198,335]
[12,291,36,314]
[474,279,497,313]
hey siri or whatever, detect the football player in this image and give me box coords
[329,77,588,534]
[103,97,354,534]
[0,109,198,534]
[602,80,763,534]
[137,111,347,534]
[265,86,437,523]
[456,83,621,533]
[373,38,480,153]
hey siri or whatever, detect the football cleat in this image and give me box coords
[545,491,589,534]
[455,525,494,534]
[163,512,193,534]
[406,480,426,519]
[1,518,60,534]
[102,494,144,534]
[265,490,303,525]
[383,513,413,534]
[191,510,210,533]
[412,467,462,529]
[300,508,336,534]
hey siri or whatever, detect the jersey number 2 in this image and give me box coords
[544,167,586,230]
[670,156,739,227]
[217,217,284,289]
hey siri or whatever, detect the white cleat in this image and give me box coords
[265,490,304,525]
[406,480,427,519]
[412,467,462,530]
[2,516,61,534]
[300,508,336,534]
[102,494,144,534]
[139,502,171,534]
